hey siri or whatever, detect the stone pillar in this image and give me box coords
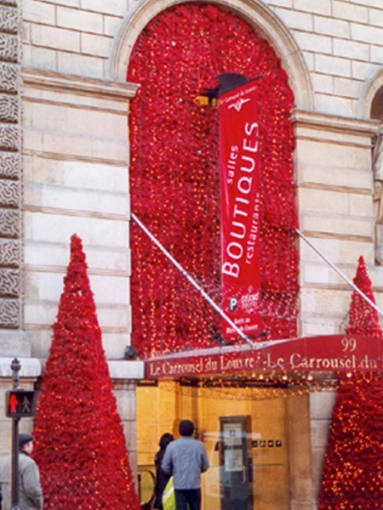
[287,391,314,510]
[21,68,139,360]
[0,0,29,356]
[309,388,337,509]
[293,110,378,339]
[109,359,144,490]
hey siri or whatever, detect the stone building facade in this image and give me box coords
[0,0,382,508]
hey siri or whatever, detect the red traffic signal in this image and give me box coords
[6,390,35,418]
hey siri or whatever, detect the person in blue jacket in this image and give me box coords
[162,420,209,510]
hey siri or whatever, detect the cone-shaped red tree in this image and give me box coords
[345,256,383,339]
[32,234,140,510]
[319,256,383,509]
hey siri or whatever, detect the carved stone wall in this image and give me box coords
[0,0,20,330]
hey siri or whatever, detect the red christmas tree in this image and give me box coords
[32,234,140,510]
[345,256,383,339]
[319,256,383,509]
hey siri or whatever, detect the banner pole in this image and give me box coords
[131,213,255,347]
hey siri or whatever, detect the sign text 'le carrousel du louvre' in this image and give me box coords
[145,335,383,378]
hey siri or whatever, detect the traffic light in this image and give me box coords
[5,390,35,418]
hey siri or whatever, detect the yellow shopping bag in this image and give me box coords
[162,476,176,510]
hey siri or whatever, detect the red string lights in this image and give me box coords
[345,256,383,340]
[127,3,298,357]
[319,374,383,510]
[32,235,140,510]
[319,257,383,509]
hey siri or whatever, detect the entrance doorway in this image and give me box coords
[219,415,253,510]
[136,380,291,510]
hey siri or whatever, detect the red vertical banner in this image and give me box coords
[219,81,261,339]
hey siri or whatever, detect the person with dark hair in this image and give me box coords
[153,432,174,510]
[162,420,209,510]
[0,433,43,510]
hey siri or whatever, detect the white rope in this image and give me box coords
[296,229,383,318]
[131,213,255,347]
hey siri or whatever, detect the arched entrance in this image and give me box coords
[126,3,312,510]
[127,2,299,356]
[136,379,295,510]
[110,0,313,112]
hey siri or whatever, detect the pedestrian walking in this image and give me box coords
[153,432,174,510]
[162,420,208,510]
[0,433,43,510]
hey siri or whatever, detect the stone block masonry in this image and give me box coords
[0,0,23,351]
[23,0,130,80]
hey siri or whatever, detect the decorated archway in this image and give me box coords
[127,3,299,357]
[111,0,313,110]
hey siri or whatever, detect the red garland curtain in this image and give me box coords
[127,3,299,357]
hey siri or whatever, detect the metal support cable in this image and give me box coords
[296,228,383,318]
[131,212,255,347]
[130,217,377,354]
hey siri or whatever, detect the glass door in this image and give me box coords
[219,416,252,510]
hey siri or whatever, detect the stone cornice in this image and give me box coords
[292,109,380,137]
[21,67,139,102]
[108,360,144,380]
[0,358,145,380]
